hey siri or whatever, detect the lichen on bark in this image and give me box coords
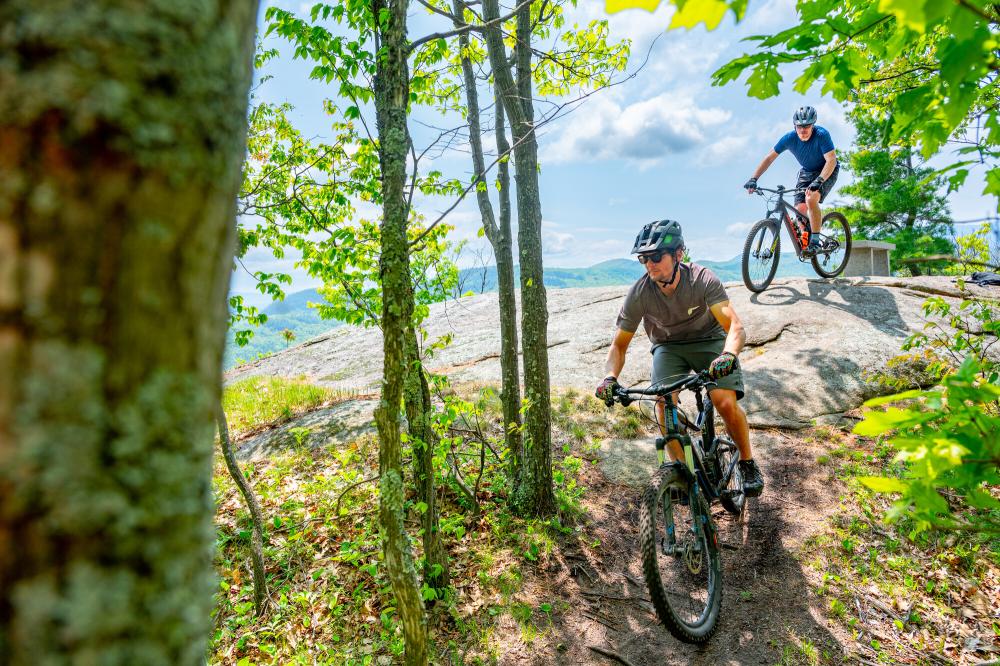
[0,2,259,662]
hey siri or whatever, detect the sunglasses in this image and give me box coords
[638,251,667,264]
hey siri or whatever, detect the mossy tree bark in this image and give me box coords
[0,2,259,663]
[452,0,523,473]
[482,0,555,517]
[371,0,429,661]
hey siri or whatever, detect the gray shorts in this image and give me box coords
[651,338,745,400]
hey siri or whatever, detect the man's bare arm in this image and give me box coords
[603,328,635,378]
[709,300,745,356]
[820,150,837,180]
[751,150,780,180]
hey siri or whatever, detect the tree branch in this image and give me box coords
[407,0,533,53]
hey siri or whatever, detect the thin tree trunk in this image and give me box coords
[482,0,555,516]
[0,2,259,661]
[453,0,522,472]
[403,327,449,594]
[372,0,428,661]
[217,410,269,616]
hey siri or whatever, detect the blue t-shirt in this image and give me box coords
[774,125,835,172]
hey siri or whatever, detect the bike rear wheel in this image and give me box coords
[811,211,852,278]
[741,219,781,293]
[639,462,723,643]
[714,437,745,516]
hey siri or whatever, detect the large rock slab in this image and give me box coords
[234,399,378,461]
[226,275,997,429]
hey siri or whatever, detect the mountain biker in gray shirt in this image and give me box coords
[744,105,839,257]
[595,220,764,497]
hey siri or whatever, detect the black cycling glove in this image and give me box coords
[744,177,758,191]
[808,176,825,192]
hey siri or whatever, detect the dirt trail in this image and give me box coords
[493,430,852,665]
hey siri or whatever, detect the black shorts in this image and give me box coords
[795,164,839,205]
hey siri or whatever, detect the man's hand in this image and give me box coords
[808,175,825,192]
[743,177,758,193]
[708,352,739,379]
[595,376,620,405]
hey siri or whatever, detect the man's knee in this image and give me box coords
[805,190,820,205]
[711,390,740,417]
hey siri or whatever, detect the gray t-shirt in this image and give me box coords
[616,263,729,345]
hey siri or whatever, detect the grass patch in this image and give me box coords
[223,375,339,436]
[800,429,1000,664]
[211,384,604,665]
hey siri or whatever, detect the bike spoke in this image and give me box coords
[652,485,715,627]
[744,224,778,290]
[811,212,852,278]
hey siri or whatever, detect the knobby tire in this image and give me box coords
[741,219,780,293]
[639,463,723,643]
[714,437,745,516]
[810,211,852,278]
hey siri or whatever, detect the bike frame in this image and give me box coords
[617,374,740,507]
[754,185,811,261]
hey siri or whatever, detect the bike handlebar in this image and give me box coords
[750,184,807,195]
[607,370,717,407]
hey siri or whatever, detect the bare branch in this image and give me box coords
[407,0,533,53]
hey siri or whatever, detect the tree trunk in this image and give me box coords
[371,0,429,662]
[482,0,555,517]
[218,410,269,616]
[403,327,449,594]
[0,2,259,662]
[453,0,523,471]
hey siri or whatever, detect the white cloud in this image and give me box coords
[544,93,731,166]
[543,229,575,255]
[725,221,755,235]
[698,134,751,167]
[743,0,798,31]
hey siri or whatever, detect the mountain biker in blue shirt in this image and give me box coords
[743,106,840,257]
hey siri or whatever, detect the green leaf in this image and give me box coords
[877,0,927,32]
[746,61,781,99]
[859,476,908,493]
[863,389,930,407]
[669,0,730,30]
[853,406,938,436]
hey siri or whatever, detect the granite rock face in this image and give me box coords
[227,275,996,435]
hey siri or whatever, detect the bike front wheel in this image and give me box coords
[639,462,723,643]
[741,219,781,293]
[811,211,852,278]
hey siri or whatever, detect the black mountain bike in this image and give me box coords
[606,370,746,643]
[741,184,852,293]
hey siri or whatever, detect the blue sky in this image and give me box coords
[233,0,995,307]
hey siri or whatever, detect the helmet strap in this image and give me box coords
[657,257,682,288]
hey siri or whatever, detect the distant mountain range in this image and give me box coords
[455,255,815,292]
[225,254,815,368]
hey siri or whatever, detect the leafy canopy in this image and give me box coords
[711,0,1000,207]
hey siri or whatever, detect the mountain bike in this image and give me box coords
[741,184,852,293]
[606,370,746,643]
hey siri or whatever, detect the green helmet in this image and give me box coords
[631,219,684,255]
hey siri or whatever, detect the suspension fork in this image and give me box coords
[656,401,694,470]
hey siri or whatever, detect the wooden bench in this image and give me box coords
[844,240,896,277]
